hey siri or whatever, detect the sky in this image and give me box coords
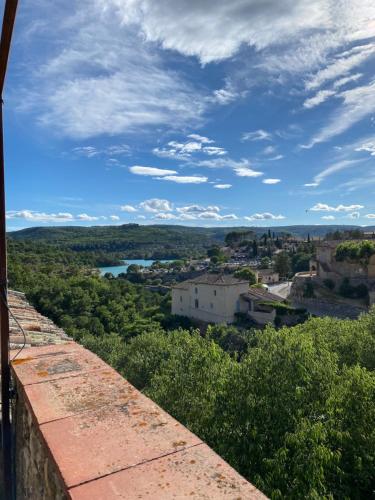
[3,0,375,230]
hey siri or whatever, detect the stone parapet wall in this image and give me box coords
[13,384,67,500]
[11,342,266,499]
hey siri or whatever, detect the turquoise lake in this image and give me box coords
[99,259,174,277]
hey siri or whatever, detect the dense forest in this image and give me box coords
[7,238,375,499]
[9,223,375,262]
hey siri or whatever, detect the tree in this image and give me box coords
[274,252,291,278]
[234,267,257,285]
[260,256,271,269]
[252,240,258,257]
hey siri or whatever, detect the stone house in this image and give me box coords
[257,269,279,284]
[171,273,280,325]
[311,240,375,283]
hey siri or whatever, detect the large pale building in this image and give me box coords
[171,273,280,325]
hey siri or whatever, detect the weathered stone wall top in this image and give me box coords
[10,293,266,499]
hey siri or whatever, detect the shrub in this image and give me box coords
[335,240,375,263]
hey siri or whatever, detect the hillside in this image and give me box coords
[8,223,375,259]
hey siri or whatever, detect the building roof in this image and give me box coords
[8,290,72,351]
[180,273,248,286]
[241,288,282,303]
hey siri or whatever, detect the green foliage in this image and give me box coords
[234,267,257,285]
[274,252,291,278]
[291,252,313,273]
[7,236,375,499]
[259,301,295,315]
[335,240,375,263]
[225,230,254,247]
[260,256,271,269]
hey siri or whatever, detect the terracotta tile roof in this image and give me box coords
[8,290,72,351]
[242,288,282,303]
[181,273,248,286]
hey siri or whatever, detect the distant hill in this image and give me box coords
[8,224,375,259]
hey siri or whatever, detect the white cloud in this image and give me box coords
[212,88,238,105]
[73,143,131,159]
[355,140,375,156]
[234,167,263,178]
[242,129,272,142]
[308,159,363,186]
[187,134,214,143]
[303,89,336,109]
[333,73,363,89]
[365,214,375,219]
[263,145,276,155]
[268,155,284,161]
[198,212,238,221]
[76,213,99,221]
[72,146,99,158]
[214,184,232,189]
[5,210,104,222]
[6,210,75,222]
[140,198,173,212]
[245,213,285,221]
[309,203,364,212]
[153,213,177,220]
[203,146,227,156]
[262,178,281,184]
[153,136,225,160]
[321,215,336,220]
[112,0,347,65]
[177,205,220,214]
[305,80,375,147]
[129,166,177,176]
[15,1,208,139]
[109,215,120,220]
[120,205,138,212]
[156,175,208,184]
[306,43,375,90]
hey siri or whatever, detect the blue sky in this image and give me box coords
[3,0,375,230]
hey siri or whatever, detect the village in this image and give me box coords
[108,229,375,328]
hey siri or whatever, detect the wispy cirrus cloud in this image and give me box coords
[305,159,364,187]
[242,129,272,142]
[305,43,375,90]
[303,80,375,147]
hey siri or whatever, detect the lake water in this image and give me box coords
[99,259,174,277]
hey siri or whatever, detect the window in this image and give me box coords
[195,299,199,309]
[214,289,217,296]
[210,302,214,309]
[180,295,183,302]
[195,287,198,294]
